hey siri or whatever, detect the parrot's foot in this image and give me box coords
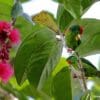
[73,74,82,79]
[73,74,78,78]
[73,73,87,79]
[67,48,73,53]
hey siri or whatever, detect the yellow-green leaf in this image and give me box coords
[32,11,59,33]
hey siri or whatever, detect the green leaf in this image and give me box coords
[80,91,91,100]
[52,67,72,100]
[10,77,49,99]
[75,19,100,56]
[36,41,63,90]
[81,58,100,77]
[81,0,93,10]
[20,0,29,2]
[11,1,23,19]
[53,0,63,3]
[55,0,82,18]
[0,82,28,100]
[66,55,100,77]
[14,25,62,89]
[41,58,67,98]
[57,4,74,32]
[63,0,82,18]
[52,58,67,76]
[32,11,59,33]
[22,13,34,25]
[0,0,13,6]
[15,16,34,39]
[54,0,95,17]
[0,3,12,20]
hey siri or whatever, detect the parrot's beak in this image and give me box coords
[75,34,81,41]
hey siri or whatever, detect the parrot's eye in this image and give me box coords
[70,25,82,34]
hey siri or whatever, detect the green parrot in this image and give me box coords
[65,24,83,50]
[66,56,100,78]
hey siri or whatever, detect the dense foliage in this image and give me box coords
[0,0,100,100]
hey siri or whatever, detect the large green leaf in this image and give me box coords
[0,3,12,20]
[53,0,63,3]
[32,11,59,33]
[81,0,93,10]
[75,19,100,56]
[57,4,74,32]
[54,0,82,18]
[9,77,50,99]
[43,67,72,99]
[63,0,82,18]
[20,0,29,2]
[52,67,72,100]
[15,16,34,39]
[0,2,33,40]
[0,0,13,6]
[41,58,67,98]
[66,56,100,77]
[14,25,62,89]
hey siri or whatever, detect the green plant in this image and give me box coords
[0,0,100,100]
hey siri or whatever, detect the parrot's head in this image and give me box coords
[69,24,83,41]
[70,24,83,34]
[66,56,78,65]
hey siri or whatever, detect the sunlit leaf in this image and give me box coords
[14,25,62,89]
[0,3,12,20]
[81,0,93,10]
[52,67,72,100]
[52,57,67,76]
[57,4,74,32]
[32,11,59,33]
[20,0,29,2]
[54,0,82,18]
[0,0,13,6]
[15,16,34,39]
[75,19,100,56]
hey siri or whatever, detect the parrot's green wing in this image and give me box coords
[66,56,100,78]
[81,58,100,78]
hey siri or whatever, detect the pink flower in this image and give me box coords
[0,62,14,83]
[0,21,11,33]
[9,29,20,44]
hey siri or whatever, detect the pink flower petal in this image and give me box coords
[9,29,21,44]
[0,62,14,83]
[0,21,11,33]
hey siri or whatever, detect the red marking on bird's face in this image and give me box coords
[67,60,72,64]
[79,26,83,35]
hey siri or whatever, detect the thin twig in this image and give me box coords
[75,52,87,91]
[0,87,17,100]
[70,65,85,91]
[58,29,87,91]
[11,18,16,26]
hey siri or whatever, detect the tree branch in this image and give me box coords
[75,52,87,91]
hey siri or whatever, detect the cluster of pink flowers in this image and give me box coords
[0,21,20,83]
